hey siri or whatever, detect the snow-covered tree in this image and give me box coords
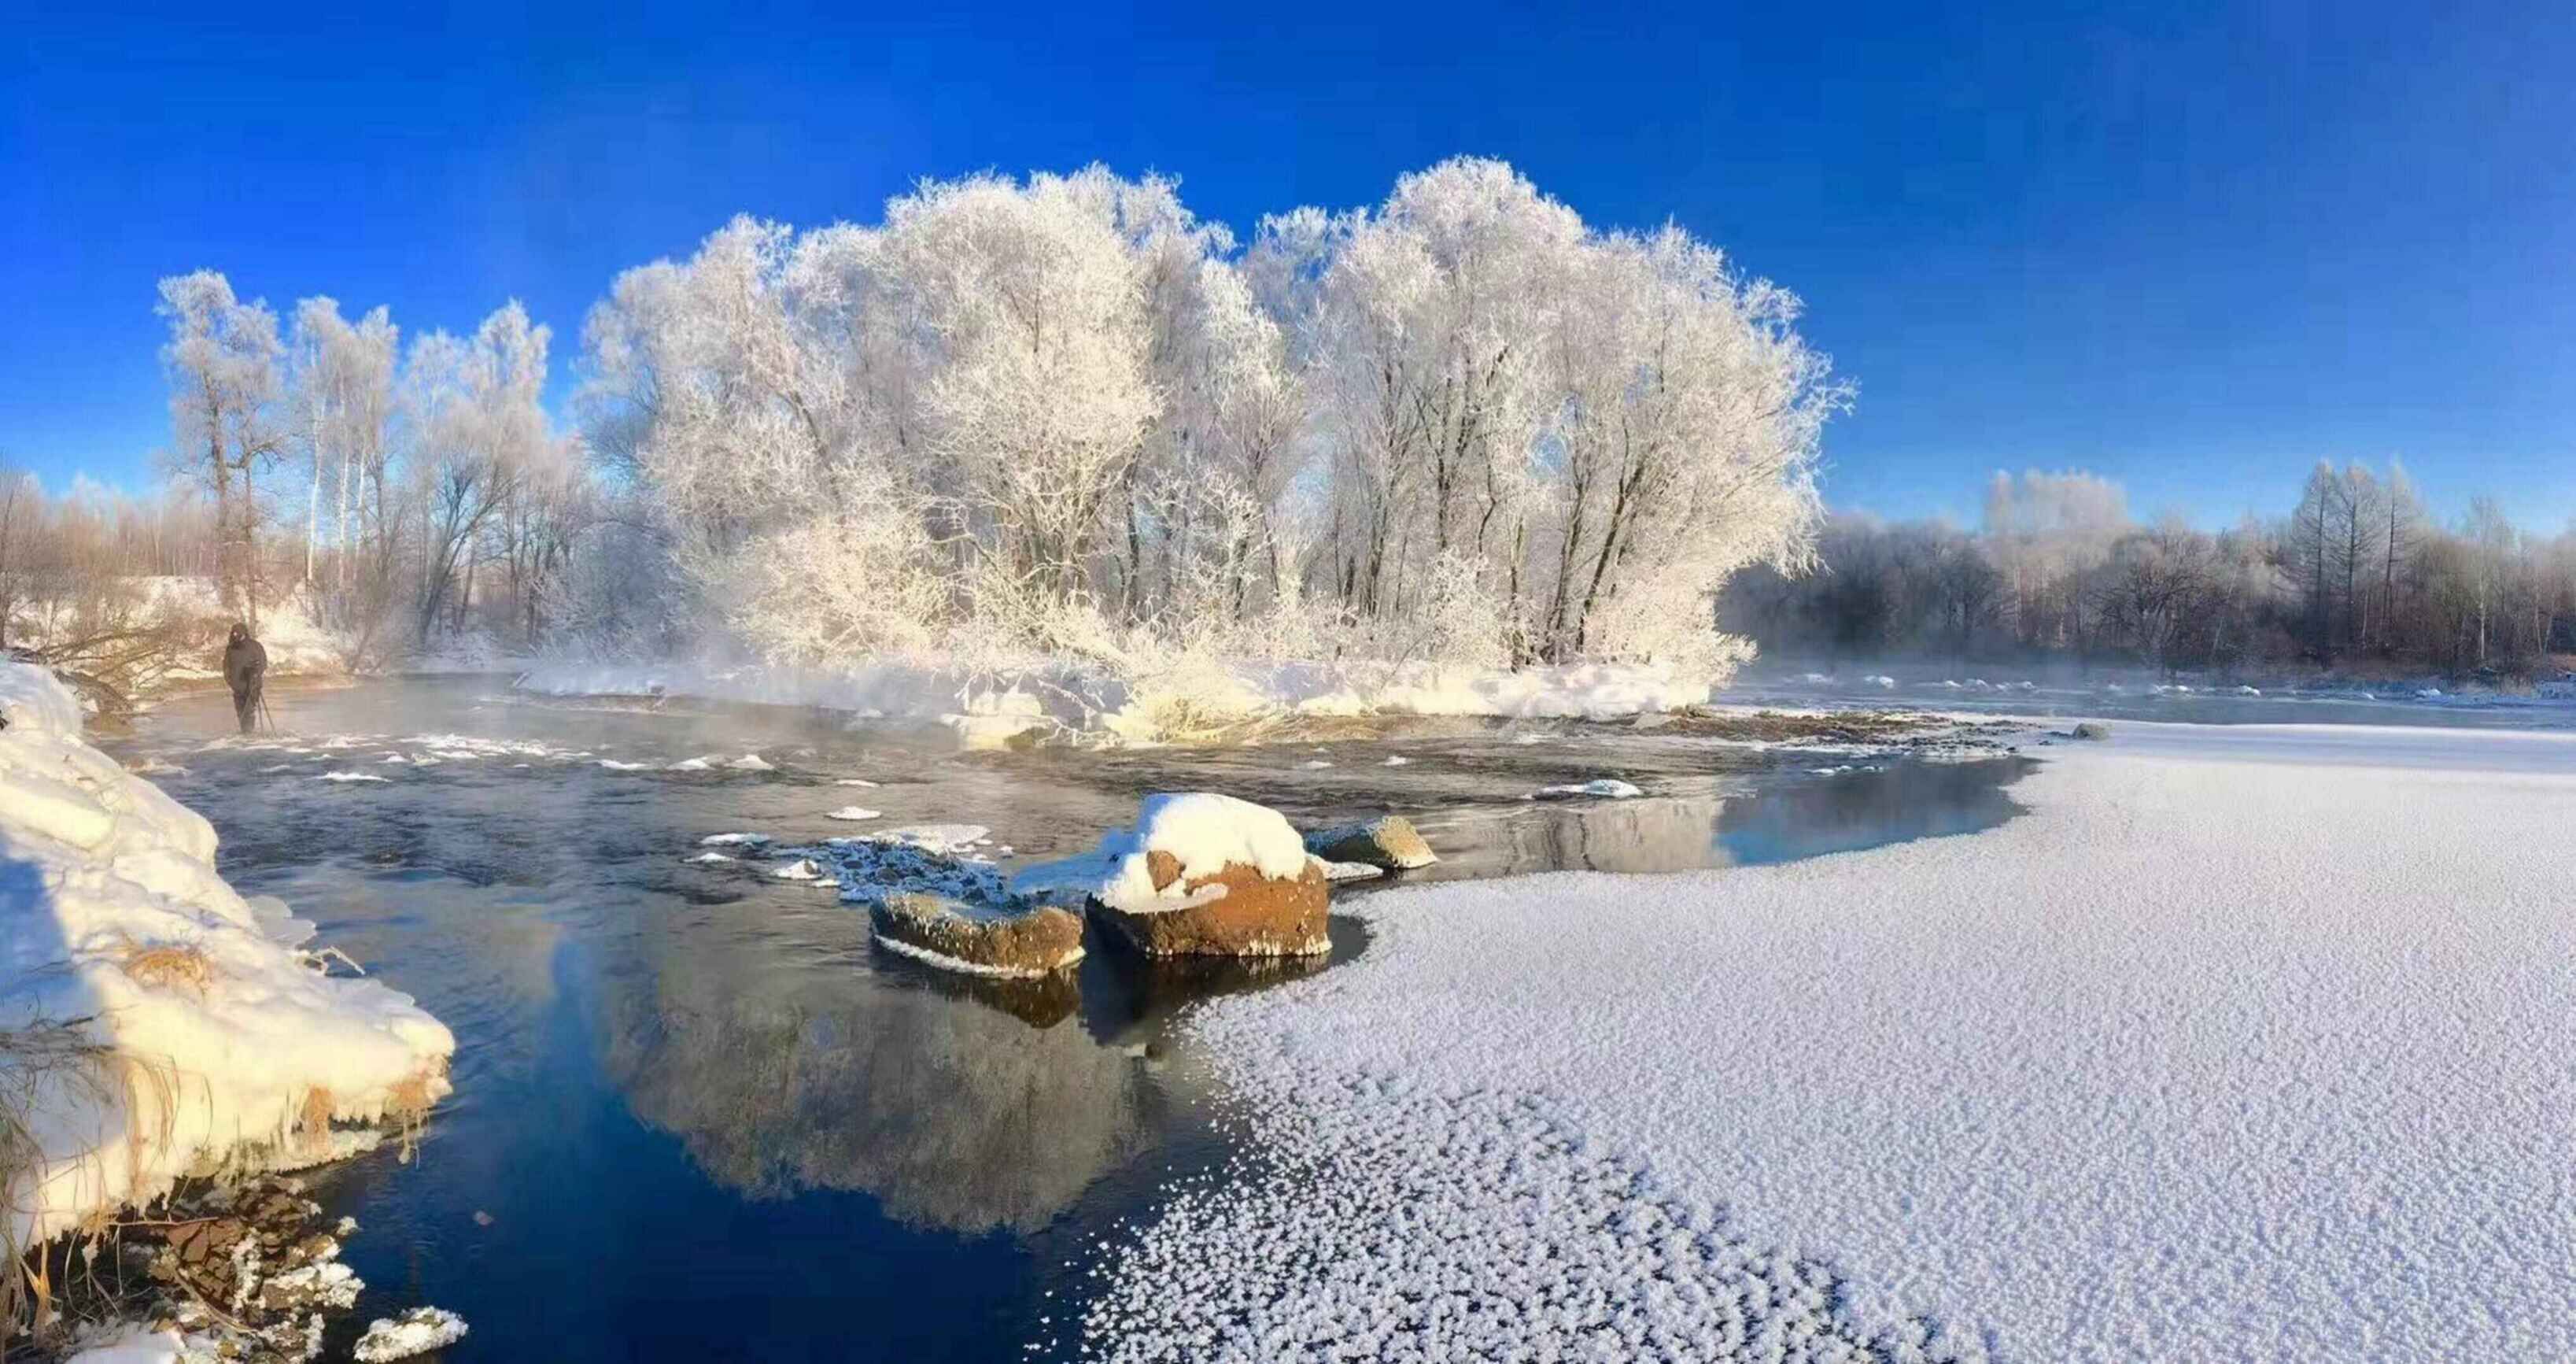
[287,298,399,591]
[402,302,550,642]
[158,271,283,625]
[1257,158,1841,671]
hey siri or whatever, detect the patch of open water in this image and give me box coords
[105,678,2035,1361]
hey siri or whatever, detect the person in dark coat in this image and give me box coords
[222,623,267,734]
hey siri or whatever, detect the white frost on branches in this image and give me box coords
[578,158,1844,704]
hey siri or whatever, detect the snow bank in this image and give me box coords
[0,663,454,1251]
[60,1325,215,1364]
[1012,793,1307,915]
[1085,722,2576,1359]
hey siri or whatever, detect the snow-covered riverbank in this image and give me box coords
[513,655,1723,745]
[0,663,454,1337]
[1082,721,2576,1360]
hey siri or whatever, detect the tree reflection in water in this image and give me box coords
[596,918,1146,1235]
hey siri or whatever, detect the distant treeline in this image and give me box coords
[1722,467,2576,678]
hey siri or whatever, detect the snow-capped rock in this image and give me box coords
[1016,793,1330,958]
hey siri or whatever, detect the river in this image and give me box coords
[104,678,2035,1361]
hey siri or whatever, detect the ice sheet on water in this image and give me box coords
[316,771,389,783]
[1088,723,2576,1359]
[825,806,882,821]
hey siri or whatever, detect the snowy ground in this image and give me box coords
[1079,721,2576,1361]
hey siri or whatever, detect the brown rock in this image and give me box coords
[869,892,1086,977]
[169,1216,249,1268]
[1303,815,1437,871]
[1091,857,1330,959]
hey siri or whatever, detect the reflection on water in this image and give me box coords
[104,678,2032,1361]
[597,922,1146,1233]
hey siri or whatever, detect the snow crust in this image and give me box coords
[0,664,455,1248]
[1012,793,1307,915]
[1085,722,2576,1360]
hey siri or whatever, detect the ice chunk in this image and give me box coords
[352,1307,468,1362]
[1530,778,1643,800]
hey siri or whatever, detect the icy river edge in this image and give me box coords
[1075,721,2576,1362]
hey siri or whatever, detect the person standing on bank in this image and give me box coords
[222,623,267,734]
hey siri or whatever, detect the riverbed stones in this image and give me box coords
[1303,815,1437,871]
[868,890,1086,977]
[1091,851,1331,959]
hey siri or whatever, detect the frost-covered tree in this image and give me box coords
[158,271,283,625]
[287,298,399,590]
[402,303,550,642]
[1255,158,1841,671]
[584,158,1842,684]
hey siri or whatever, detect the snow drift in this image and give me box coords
[0,663,455,1252]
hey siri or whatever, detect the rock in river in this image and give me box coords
[869,891,1087,978]
[1304,814,1437,871]
[1094,849,1331,959]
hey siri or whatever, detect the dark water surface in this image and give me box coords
[106,679,2035,1362]
[1722,667,2576,730]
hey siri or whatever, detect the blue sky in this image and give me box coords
[5,1,2570,528]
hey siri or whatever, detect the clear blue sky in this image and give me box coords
[6,1,2570,528]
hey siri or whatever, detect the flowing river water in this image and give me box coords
[102,678,2038,1362]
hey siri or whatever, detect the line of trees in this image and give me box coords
[1723,467,2576,677]
[29,158,1837,693]
[146,271,604,664]
[36,155,2560,693]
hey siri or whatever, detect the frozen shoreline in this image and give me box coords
[511,655,1725,744]
[0,663,454,1325]
[1082,720,2576,1359]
